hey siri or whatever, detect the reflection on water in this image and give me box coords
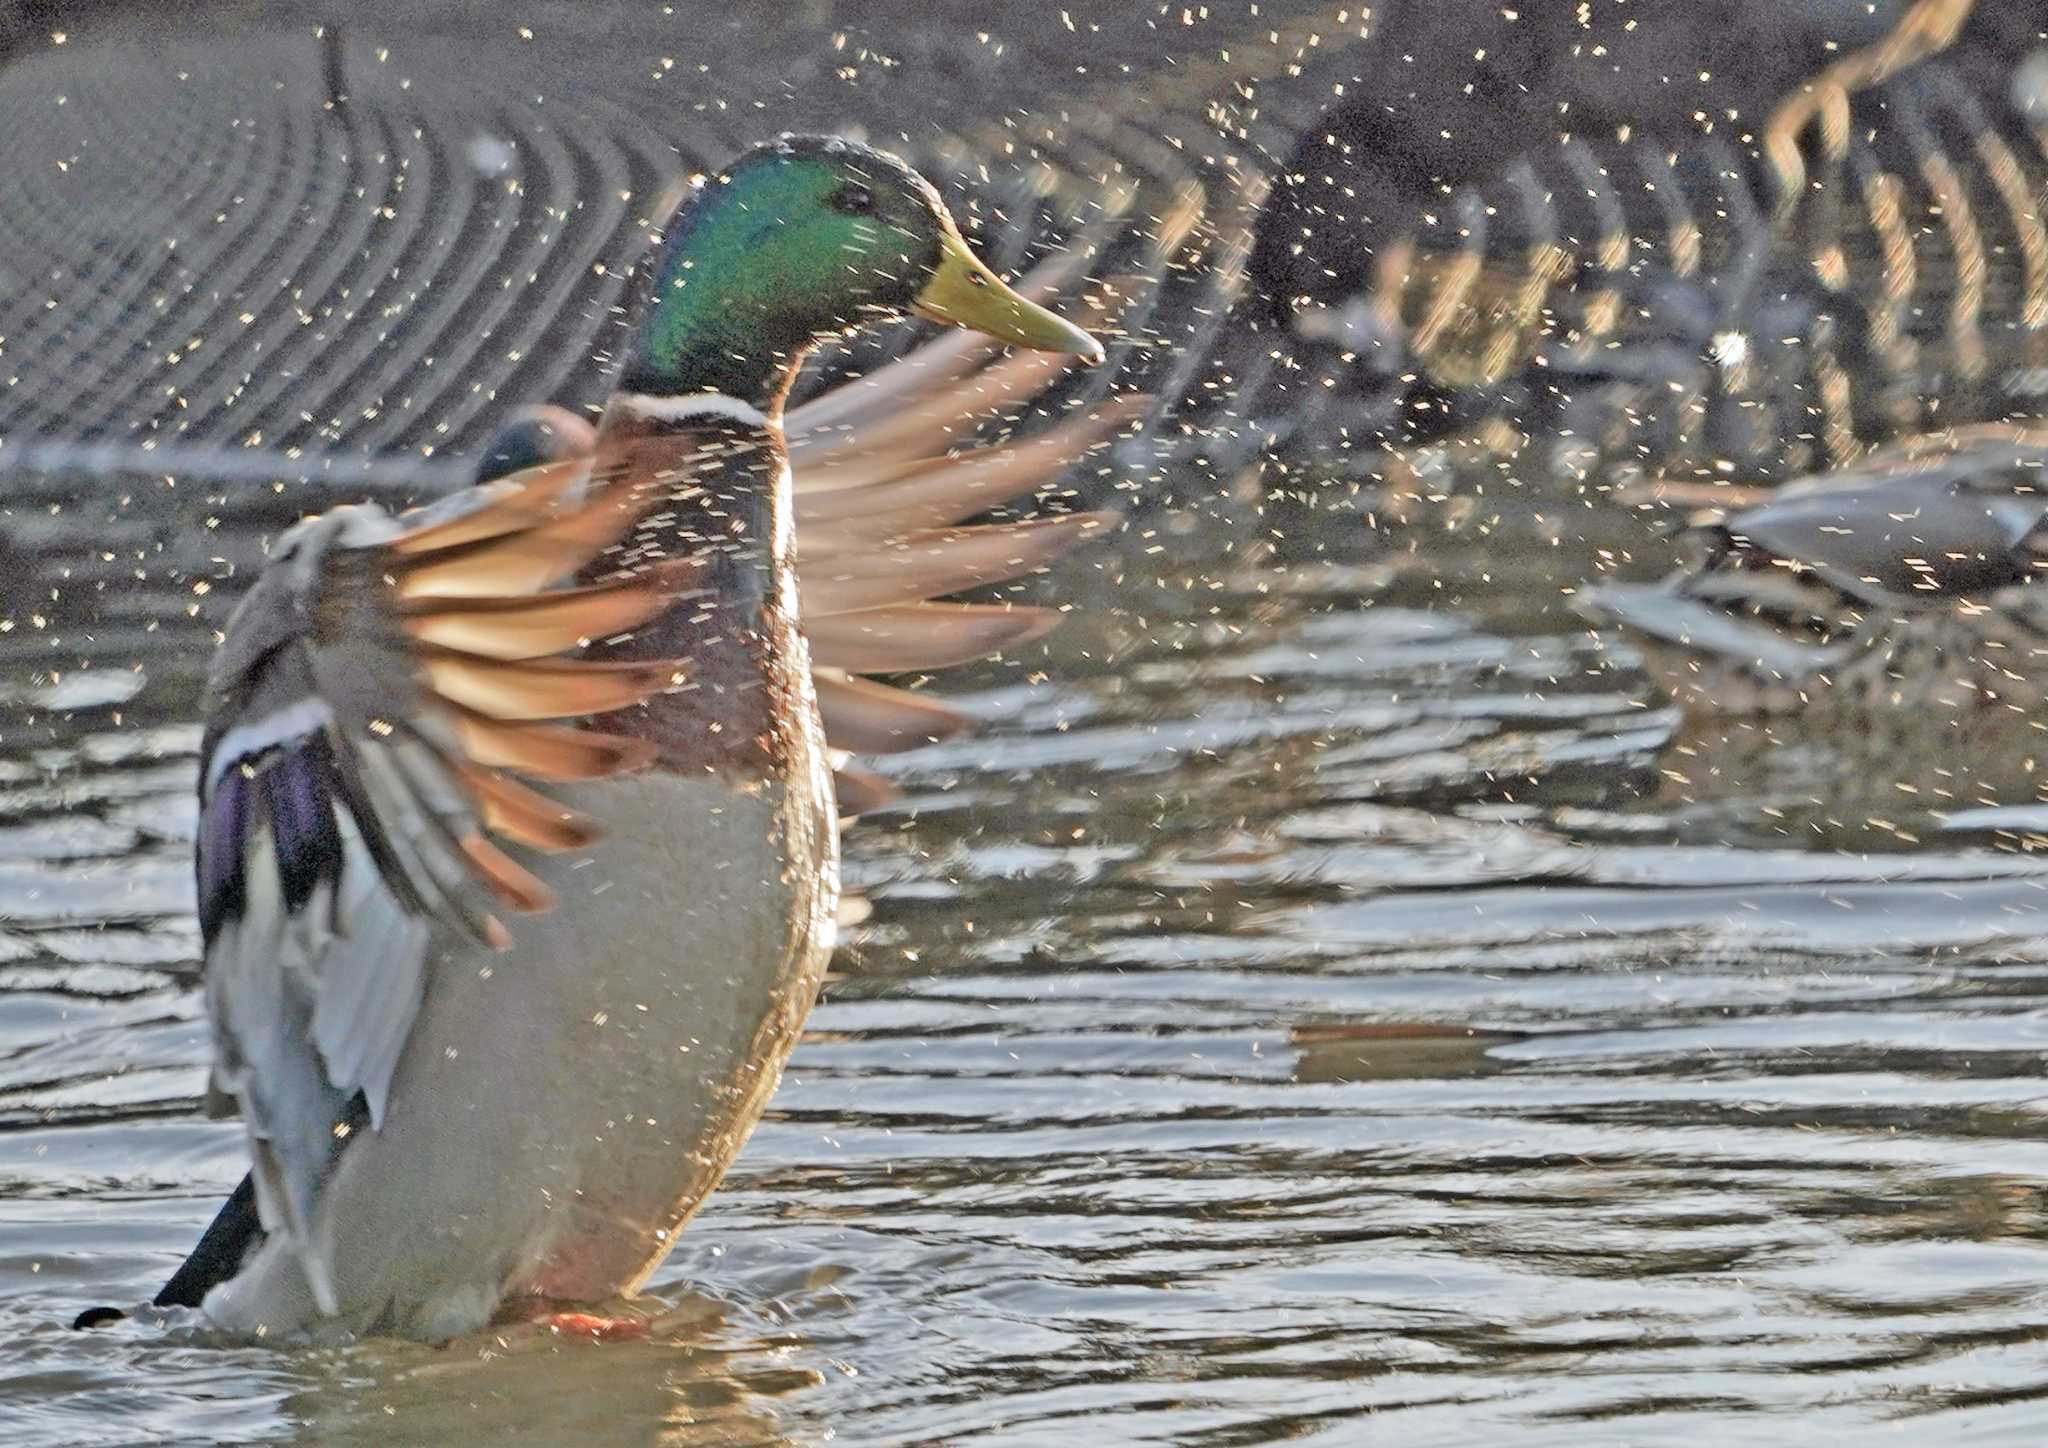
[9,486,2048,1445]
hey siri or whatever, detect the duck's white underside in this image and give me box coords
[202,760,838,1342]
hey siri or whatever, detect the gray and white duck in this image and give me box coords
[1581,423,2048,718]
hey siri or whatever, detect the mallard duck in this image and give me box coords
[150,135,1113,1343]
[1580,424,2048,717]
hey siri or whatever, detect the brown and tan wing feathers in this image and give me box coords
[420,651,683,723]
[401,569,699,660]
[455,763,603,852]
[803,511,1118,618]
[815,672,978,754]
[796,396,1145,539]
[344,465,691,941]
[808,603,1061,674]
[384,458,593,558]
[448,710,659,781]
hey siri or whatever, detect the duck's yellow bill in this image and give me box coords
[914,228,1104,363]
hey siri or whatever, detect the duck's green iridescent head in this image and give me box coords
[620,135,1100,408]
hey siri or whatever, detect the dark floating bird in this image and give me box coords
[1242,0,2047,480]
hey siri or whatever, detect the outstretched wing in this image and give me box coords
[783,283,1137,809]
[789,341,1132,807]
[196,464,682,1312]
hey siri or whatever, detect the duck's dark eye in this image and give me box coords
[829,183,876,216]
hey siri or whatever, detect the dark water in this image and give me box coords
[7,486,2048,1446]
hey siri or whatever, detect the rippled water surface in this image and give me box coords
[9,482,2048,1446]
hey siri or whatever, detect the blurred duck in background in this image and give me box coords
[1581,425,2048,727]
